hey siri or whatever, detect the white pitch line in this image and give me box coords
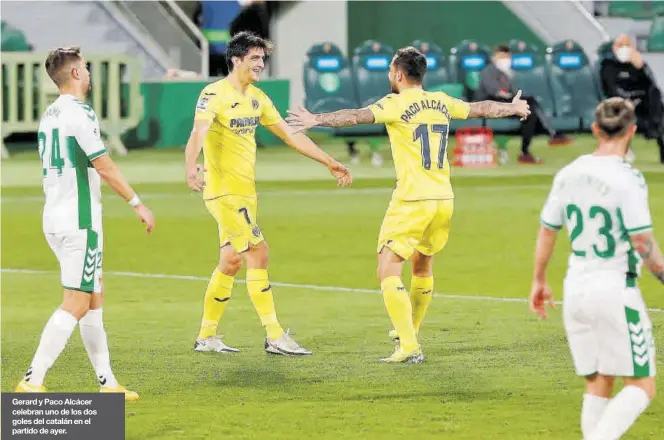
[3,268,663,314]
[3,180,664,204]
[0,185,554,204]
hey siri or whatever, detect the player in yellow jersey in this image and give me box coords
[288,46,530,363]
[184,32,352,356]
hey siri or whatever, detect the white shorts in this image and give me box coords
[45,229,103,294]
[563,272,656,378]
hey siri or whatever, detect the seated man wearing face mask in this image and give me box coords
[600,34,664,164]
[478,45,572,164]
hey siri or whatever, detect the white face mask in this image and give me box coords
[495,58,512,73]
[616,46,632,63]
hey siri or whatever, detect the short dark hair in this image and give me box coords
[45,46,83,87]
[226,31,275,72]
[392,46,427,83]
[494,44,511,55]
[595,97,636,137]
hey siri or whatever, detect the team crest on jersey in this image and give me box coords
[252,225,262,238]
[196,97,209,111]
[252,99,259,110]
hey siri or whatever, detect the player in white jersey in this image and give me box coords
[15,47,155,400]
[530,97,664,439]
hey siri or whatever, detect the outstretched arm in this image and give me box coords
[631,231,664,284]
[312,107,375,127]
[468,90,530,120]
[266,120,353,187]
[286,106,375,133]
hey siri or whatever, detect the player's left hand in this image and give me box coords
[529,280,555,319]
[328,160,353,188]
[286,106,319,134]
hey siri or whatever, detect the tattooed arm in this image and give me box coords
[313,108,375,127]
[631,231,664,284]
[286,106,375,132]
[468,90,531,120]
[469,101,522,118]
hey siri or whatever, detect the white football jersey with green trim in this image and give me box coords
[39,95,107,233]
[540,154,652,279]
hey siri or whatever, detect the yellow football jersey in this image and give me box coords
[369,88,470,201]
[194,79,282,200]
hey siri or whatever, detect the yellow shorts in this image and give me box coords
[205,195,264,253]
[377,198,454,260]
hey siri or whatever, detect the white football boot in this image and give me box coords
[194,335,240,353]
[265,329,312,356]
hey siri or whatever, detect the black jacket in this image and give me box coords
[600,59,663,136]
[476,63,515,101]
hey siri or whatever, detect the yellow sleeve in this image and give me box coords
[194,88,222,121]
[259,93,282,126]
[440,93,471,120]
[368,94,401,123]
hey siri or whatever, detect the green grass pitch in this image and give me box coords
[2,135,664,439]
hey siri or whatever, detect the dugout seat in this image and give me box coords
[507,40,579,132]
[349,40,393,135]
[410,40,450,90]
[351,40,393,107]
[449,40,491,128]
[303,42,381,136]
[303,42,358,114]
[546,40,601,130]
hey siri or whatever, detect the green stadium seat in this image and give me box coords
[546,40,600,130]
[609,1,664,19]
[351,40,393,108]
[448,40,491,129]
[1,21,31,52]
[505,40,578,132]
[303,42,382,136]
[347,40,394,136]
[648,16,664,52]
[303,42,358,113]
[410,40,450,90]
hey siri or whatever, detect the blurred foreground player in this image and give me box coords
[15,47,155,399]
[185,32,352,356]
[288,46,530,363]
[531,97,661,439]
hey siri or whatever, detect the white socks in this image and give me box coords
[582,394,610,438]
[25,309,78,386]
[79,308,119,389]
[586,386,651,440]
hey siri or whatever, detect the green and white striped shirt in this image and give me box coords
[39,95,107,233]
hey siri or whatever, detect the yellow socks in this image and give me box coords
[198,269,234,339]
[381,276,418,352]
[246,269,284,340]
[410,276,434,333]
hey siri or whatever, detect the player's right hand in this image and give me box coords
[186,164,205,192]
[134,204,155,234]
[512,90,531,121]
[328,160,352,188]
[529,280,555,319]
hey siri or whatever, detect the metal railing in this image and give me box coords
[1,52,144,158]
